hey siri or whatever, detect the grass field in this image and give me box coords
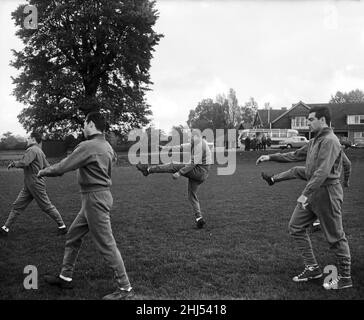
[0,149,363,300]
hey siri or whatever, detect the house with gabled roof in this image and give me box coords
[252,108,287,129]
[252,101,364,143]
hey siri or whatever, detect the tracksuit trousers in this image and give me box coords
[148,162,209,220]
[5,175,65,228]
[273,166,306,182]
[60,190,131,289]
[288,182,351,277]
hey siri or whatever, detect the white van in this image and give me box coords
[278,136,308,149]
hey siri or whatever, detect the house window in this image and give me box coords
[291,117,308,128]
[347,115,364,124]
[354,132,364,138]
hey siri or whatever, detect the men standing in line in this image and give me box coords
[38,112,132,300]
[0,132,67,237]
[256,106,353,290]
[136,129,212,229]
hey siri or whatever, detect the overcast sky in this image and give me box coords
[1,0,364,136]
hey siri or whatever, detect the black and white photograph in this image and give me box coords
[0,0,363,307]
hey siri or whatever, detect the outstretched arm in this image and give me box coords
[38,143,91,177]
[256,144,308,165]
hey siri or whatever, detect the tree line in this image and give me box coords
[7,1,364,145]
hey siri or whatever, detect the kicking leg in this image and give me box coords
[136,162,185,176]
[262,166,306,186]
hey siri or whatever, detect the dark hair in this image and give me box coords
[30,132,42,144]
[85,112,108,132]
[309,106,331,125]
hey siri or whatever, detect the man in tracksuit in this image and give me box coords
[256,106,352,290]
[0,132,66,237]
[261,150,352,232]
[261,150,351,187]
[38,112,132,300]
[136,129,212,229]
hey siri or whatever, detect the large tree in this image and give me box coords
[241,97,258,124]
[216,88,241,129]
[0,132,26,150]
[187,98,228,131]
[11,0,163,137]
[330,89,364,103]
[187,90,258,131]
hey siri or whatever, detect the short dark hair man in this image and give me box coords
[38,112,132,300]
[256,106,352,290]
[0,132,66,237]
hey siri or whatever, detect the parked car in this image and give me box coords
[278,136,308,149]
[352,141,364,149]
[339,137,353,149]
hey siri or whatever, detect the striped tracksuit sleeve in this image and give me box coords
[269,144,308,163]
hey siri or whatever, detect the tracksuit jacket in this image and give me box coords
[269,127,345,198]
[41,134,116,193]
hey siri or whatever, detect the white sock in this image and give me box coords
[2,226,9,232]
[59,274,72,282]
[121,286,132,292]
[196,217,202,221]
[58,225,66,229]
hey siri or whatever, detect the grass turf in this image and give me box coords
[0,149,363,300]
